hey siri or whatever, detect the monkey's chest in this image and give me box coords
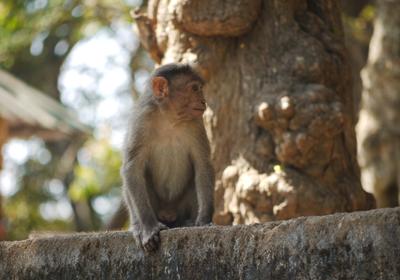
[147,141,193,201]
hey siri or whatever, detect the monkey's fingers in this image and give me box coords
[143,241,155,252]
[143,233,161,252]
[153,234,161,244]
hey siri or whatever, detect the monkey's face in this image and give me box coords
[152,73,206,121]
[169,78,206,120]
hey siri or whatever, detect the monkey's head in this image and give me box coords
[150,64,206,120]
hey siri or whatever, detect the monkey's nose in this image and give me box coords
[201,100,206,105]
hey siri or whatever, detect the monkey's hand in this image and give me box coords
[140,222,168,252]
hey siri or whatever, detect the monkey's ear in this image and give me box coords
[151,76,169,98]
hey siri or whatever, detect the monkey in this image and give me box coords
[121,63,214,252]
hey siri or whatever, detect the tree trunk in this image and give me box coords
[357,0,400,207]
[136,0,373,225]
[1,208,399,279]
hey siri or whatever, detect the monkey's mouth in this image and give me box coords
[191,106,206,117]
[192,107,205,112]
[192,104,206,112]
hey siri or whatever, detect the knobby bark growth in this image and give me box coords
[135,0,373,225]
[357,0,400,207]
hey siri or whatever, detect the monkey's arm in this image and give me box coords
[121,114,159,228]
[191,139,215,226]
[122,142,167,251]
[122,156,158,227]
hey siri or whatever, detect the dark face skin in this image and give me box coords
[152,74,206,121]
[170,76,206,119]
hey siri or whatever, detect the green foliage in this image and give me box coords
[5,199,72,240]
[0,0,132,68]
[4,137,123,239]
[5,156,73,240]
[344,4,375,46]
[69,138,122,202]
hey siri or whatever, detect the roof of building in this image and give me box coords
[0,69,92,140]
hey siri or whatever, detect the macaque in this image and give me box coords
[121,63,214,252]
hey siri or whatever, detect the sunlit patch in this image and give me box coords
[273,164,283,173]
[39,199,73,221]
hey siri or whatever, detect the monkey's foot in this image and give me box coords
[141,222,168,252]
[195,218,212,227]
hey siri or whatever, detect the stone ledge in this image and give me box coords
[1,207,399,279]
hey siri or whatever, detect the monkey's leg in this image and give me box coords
[174,188,197,227]
[175,187,213,227]
[374,182,398,208]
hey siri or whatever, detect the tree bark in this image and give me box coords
[135,0,373,225]
[1,207,399,279]
[357,0,400,207]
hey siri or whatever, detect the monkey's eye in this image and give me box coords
[191,84,201,92]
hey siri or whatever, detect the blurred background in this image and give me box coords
[0,0,156,240]
[0,0,388,240]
